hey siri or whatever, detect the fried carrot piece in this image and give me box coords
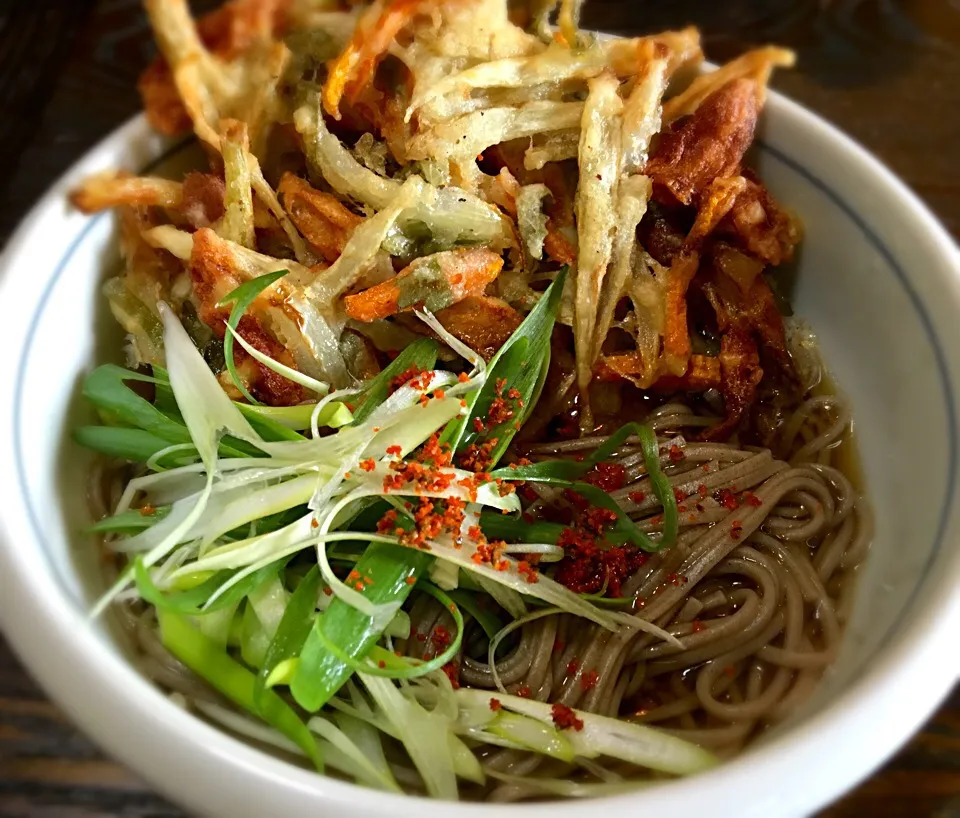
[661,175,747,374]
[278,173,364,262]
[543,226,578,265]
[435,295,523,361]
[344,248,504,322]
[597,351,720,390]
[323,0,443,120]
[699,328,762,442]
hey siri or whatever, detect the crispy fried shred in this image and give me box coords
[139,0,289,136]
[279,172,364,262]
[646,79,758,209]
[88,0,802,437]
[69,171,183,214]
[701,267,796,439]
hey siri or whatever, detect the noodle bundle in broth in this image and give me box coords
[72,0,869,803]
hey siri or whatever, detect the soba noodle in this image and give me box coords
[94,388,869,800]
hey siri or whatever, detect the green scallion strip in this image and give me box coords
[156,608,323,770]
[309,584,463,680]
[290,545,433,710]
[446,589,503,641]
[287,342,442,712]
[254,566,322,708]
[351,339,439,423]
[133,556,287,616]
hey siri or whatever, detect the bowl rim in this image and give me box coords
[1,86,960,817]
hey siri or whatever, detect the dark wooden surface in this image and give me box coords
[1,1,959,815]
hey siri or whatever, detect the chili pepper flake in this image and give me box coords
[668,444,685,463]
[580,670,599,691]
[517,560,540,584]
[585,462,627,492]
[359,458,376,472]
[744,491,763,507]
[628,491,646,504]
[431,625,452,652]
[442,662,461,689]
[458,372,470,383]
[715,488,740,510]
[489,697,502,712]
[389,366,434,395]
[378,660,386,669]
[551,702,584,731]
[487,396,515,426]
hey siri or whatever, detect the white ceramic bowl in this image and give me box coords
[2,82,960,818]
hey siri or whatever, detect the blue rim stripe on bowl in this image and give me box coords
[11,137,957,673]
[757,137,958,666]
[12,137,190,596]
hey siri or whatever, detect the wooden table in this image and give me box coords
[1,1,958,815]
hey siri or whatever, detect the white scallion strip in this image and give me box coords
[314,489,402,627]
[457,689,719,776]
[225,323,329,395]
[199,473,319,547]
[500,543,564,561]
[311,387,361,439]
[160,302,262,460]
[416,309,487,375]
[246,573,289,640]
[488,712,575,762]
[194,701,384,787]
[423,533,620,631]
[145,442,198,471]
[332,712,395,788]
[359,673,460,800]
[307,715,403,793]
[608,611,684,648]
[473,574,528,620]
